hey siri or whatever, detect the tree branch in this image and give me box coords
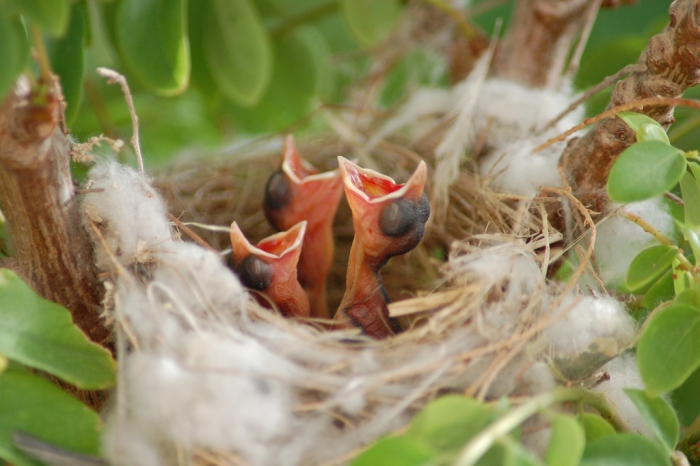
[492,0,594,89]
[560,0,700,211]
[0,78,109,346]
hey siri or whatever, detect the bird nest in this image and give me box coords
[76,124,597,466]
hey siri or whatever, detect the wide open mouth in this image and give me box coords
[338,157,427,204]
[281,135,338,184]
[231,221,307,259]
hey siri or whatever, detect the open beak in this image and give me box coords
[263,135,344,319]
[230,220,310,318]
[334,157,430,338]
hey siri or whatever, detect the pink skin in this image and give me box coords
[334,157,429,339]
[230,221,310,318]
[264,135,344,319]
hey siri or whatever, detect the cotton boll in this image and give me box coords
[592,354,654,437]
[594,199,674,288]
[478,140,564,197]
[544,295,636,380]
[82,159,173,271]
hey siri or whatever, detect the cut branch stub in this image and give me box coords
[561,0,700,211]
[0,78,108,346]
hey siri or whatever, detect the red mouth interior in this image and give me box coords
[346,165,402,198]
[258,230,300,256]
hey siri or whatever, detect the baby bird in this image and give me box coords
[334,157,430,339]
[230,221,310,318]
[264,135,344,319]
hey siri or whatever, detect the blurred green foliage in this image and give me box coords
[0,0,682,166]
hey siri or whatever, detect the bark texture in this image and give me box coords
[561,0,700,211]
[0,79,108,345]
[492,0,591,89]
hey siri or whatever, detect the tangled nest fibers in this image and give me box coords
[76,116,637,466]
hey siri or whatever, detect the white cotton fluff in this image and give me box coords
[108,349,298,466]
[82,160,173,270]
[475,79,583,197]
[593,198,674,288]
[592,354,655,437]
[545,295,636,356]
[543,295,636,380]
[478,140,564,197]
[473,79,582,147]
[82,160,579,466]
[368,87,454,150]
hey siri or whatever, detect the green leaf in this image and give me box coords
[580,434,671,466]
[477,439,544,466]
[49,4,85,124]
[626,245,678,292]
[642,270,675,309]
[203,0,272,106]
[678,222,700,267]
[577,413,616,443]
[689,161,700,185]
[624,389,679,452]
[227,26,330,132]
[607,140,687,203]
[680,171,700,229]
[618,112,670,144]
[340,0,401,46]
[407,395,494,452]
[351,435,434,466]
[0,270,115,389]
[187,0,220,104]
[670,365,700,427]
[0,369,101,466]
[674,289,700,308]
[504,438,544,466]
[671,258,692,295]
[10,0,70,37]
[0,10,30,99]
[546,414,585,466]
[637,303,700,396]
[116,0,190,95]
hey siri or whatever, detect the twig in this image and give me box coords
[30,26,53,83]
[541,187,596,310]
[96,68,144,174]
[167,213,219,254]
[622,210,700,285]
[665,191,684,207]
[535,97,700,153]
[454,386,626,466]
[564,0,603,78]
[622,211,675,247]
[539,64,645,134]
[561,1,700,210]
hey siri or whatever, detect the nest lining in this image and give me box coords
[79,46,645,462]
[77,134,629,466]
